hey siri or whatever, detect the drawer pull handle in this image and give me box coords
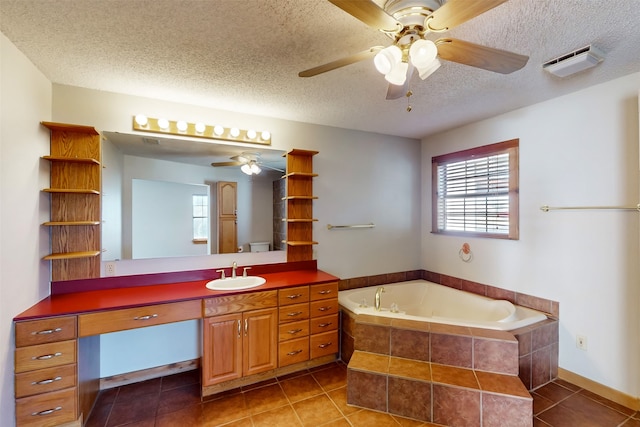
[318,322,333,328]
[287,349,303,356]
[134,314,158,321]
[318,306,331,312]
[32,406,62,416]
[287,328,303,335]
[32,327,62,335]
[287,311,303,317]
[32,376,62,385]
[33,352,62,361]
[318,290,333,295]
[318,342,333,349]
[244,319,248,336]
[237,319,241,338]
[287,294,303,299]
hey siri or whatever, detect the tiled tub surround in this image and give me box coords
[339,269,560,391]
[343,311,541,425]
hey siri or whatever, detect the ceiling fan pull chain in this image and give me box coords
[406,90,413,112]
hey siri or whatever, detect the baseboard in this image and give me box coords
[558,368,640,410]
[100,359,200,390]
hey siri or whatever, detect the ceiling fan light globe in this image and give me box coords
[417,58,441,80]
[374,45,402,75]
[241,164,252,175]
[385,61,408,86]
[409,39,437,68]
[250,163,261,174]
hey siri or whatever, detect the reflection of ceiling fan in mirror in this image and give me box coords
[211,153,284,175]
[299,0,529,101]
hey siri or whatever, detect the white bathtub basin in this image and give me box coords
[205,276,266,291]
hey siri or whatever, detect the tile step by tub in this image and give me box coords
[347,350,533,426]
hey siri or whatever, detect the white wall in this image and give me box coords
[422,73,640,398]
[0,33,52,427]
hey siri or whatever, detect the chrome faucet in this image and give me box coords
[374,287,385,311]
[231,261,238,278]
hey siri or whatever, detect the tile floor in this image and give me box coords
[86,362,640,427]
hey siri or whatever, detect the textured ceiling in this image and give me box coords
[1,0,639,139]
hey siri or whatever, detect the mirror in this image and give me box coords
[101,131,287,260]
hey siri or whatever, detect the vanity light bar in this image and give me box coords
[132,115,271,146]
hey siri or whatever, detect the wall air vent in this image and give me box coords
[542,45,604,77]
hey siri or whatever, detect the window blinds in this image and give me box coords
[436,153,510,234]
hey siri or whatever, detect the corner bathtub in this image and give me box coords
[338,280,547,331]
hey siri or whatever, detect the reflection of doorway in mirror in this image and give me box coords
[217,181,238,254]
[131,179,210,259]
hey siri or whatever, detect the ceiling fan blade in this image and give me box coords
[211,161,243,167]
[259,163,285,173]
[299,46,383,77]
[386,64,415,100]
[426,0,508,32]
[435,38,528,74]
[329,0,402,32]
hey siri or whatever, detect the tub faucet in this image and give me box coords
[374,287,385,311]
[231,261,238,278]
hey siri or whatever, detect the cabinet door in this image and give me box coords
[203,313,242,386]
[243,308,278,377]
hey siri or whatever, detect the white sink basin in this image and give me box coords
[205,276,266,291]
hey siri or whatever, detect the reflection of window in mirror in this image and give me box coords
[192,194,209,244]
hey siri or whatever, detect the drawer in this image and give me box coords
[78,299,201,336]
[278,286,309,306]
[310,330,339,359]
[310,314,338,335]
[15,364,76,398]
[15,317,77,347]
[278,320,309,342]
[310,299,339,318]
[278,337,309,367]
[310,282,338,301]
[204,290,277,317]
[16,387,77,427]
[15,340,76,374]
[278,302,309,324]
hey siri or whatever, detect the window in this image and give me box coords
[432,139,519,239]
[192,194,209,243]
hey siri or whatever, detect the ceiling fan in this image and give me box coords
[299,0,529,100]
[211,153,284,175]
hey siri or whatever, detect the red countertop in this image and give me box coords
[14,269,339,321]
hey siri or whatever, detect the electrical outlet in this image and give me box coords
[105,262,116,277]
[576,334,588,351]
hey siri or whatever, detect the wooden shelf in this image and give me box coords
[282,218,318,223]
[43,188,100,194]
[43,251,101,260]
[43,221,101,226]
[41,121,102,281]
[42,155,100,164]
[41,121,99,135]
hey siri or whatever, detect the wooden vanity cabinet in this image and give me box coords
[278,286,311,367]
[14,316,87,427]
[202,291,278,386]
[277,282,339,367]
